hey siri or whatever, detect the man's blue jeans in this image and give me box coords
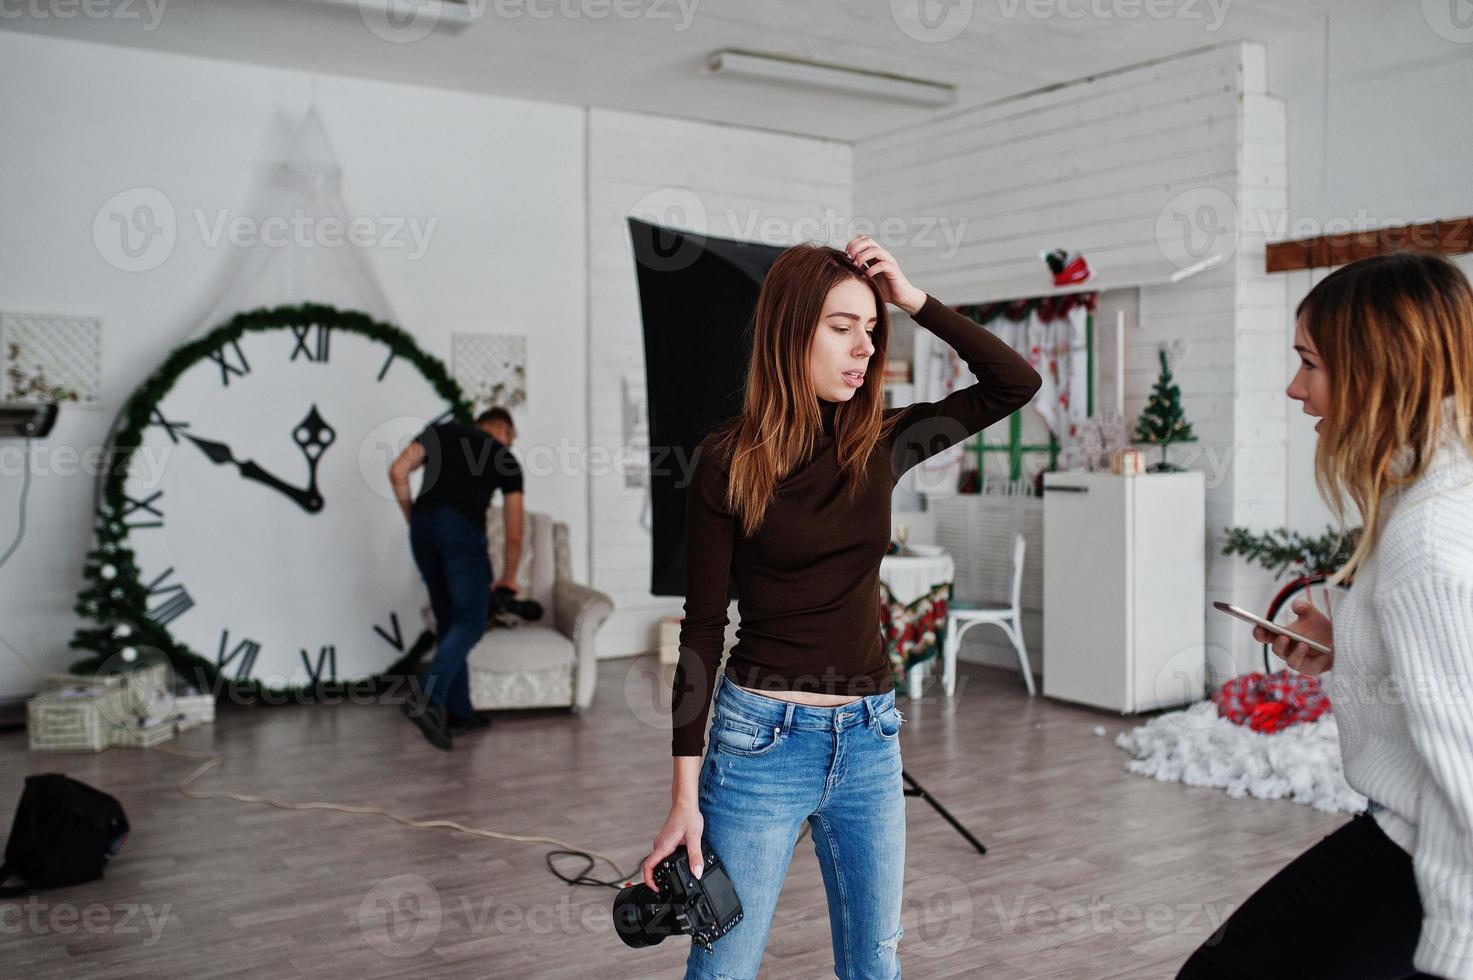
[409,505,491,719]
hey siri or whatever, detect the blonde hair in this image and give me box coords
[1301,252,1473,586]
[705,243,898,538]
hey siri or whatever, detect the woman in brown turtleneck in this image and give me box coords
[641,236,1042,979]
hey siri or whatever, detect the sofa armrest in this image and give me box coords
[554,580,614,712]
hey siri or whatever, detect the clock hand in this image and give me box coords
[238,459,323,513]
[293,404,336,502]
[182,433,323,513]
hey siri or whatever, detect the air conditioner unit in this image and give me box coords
[0,402,58,438]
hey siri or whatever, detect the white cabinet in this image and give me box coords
[1041,471,1205,713]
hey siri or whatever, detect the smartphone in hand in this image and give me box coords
[1212,601,1333,655]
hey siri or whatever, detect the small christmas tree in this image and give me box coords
[1133,346,1195,472]
[68,505,217,689]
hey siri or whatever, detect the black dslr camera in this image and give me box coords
[487,586,543,628]
[613,841,743,952]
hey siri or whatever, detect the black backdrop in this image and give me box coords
[628,217,787,596]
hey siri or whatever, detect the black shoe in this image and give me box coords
[401,694,453,751]
[448,711,493,736]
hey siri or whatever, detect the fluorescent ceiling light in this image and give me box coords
[307,0,477,35]
[706,50,956,108]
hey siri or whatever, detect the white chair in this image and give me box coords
[420,505,613,714]
[942,532,1035,697]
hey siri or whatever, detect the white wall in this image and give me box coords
[855,43,1289,683]
[585,107,852,659]
[1266,1,1473,534]
[0,31,586,698]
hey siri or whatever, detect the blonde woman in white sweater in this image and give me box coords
[1180,252,1473,980]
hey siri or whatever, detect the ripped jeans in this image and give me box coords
[684,673,907,980]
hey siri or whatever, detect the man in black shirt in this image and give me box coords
[389,407,525,749]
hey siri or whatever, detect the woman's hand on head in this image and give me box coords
[844,236,925,316]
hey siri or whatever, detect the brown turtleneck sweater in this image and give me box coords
[672,293,1044,755]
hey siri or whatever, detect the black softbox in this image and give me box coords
[628,217,787,596]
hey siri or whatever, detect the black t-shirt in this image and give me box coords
[412,421,524,525]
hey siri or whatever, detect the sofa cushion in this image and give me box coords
[466,623,573,674]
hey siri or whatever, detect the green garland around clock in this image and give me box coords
[68,303,470,700]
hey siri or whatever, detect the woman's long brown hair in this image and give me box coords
[1301,251,1473,586]
[705,243,896,538]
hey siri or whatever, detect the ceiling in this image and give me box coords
[3,0,1339,141]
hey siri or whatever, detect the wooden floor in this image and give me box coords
[0,657,1343,979]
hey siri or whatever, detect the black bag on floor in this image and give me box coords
[0,773,129,896]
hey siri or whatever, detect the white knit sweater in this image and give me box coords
[1330,395,1473,979]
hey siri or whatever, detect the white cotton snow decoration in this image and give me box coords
[1114,701,1368,814]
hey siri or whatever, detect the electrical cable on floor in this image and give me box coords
[148,743,636,889]
[0,437,33,571]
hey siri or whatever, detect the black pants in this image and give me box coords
[1178,812,1436,979]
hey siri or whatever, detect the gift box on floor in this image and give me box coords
[110,716,176,748]
[173,682,215,731]
[29,663,207,751]
[27,684,117,752]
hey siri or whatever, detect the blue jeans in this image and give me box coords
[408,506,491,719]
[685,673,907,980]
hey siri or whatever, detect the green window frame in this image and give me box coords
[968,312,1095,482]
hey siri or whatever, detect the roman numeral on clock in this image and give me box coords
[120,490,164,530]
[290,324,331,363]
[301,645,337,684]
[217,630,261,680]
[148,409,190,443]
[208,339,251,387]
[374,612,405,652]
[144,566,193,625]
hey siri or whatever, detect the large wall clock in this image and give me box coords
[112,306,468,688]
